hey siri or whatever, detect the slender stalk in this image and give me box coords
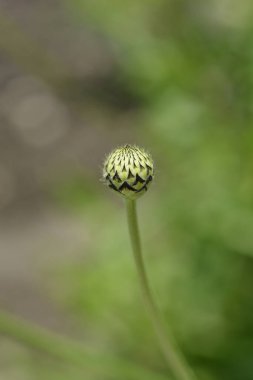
[125,199,196,380]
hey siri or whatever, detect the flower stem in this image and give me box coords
[125,199,196,380]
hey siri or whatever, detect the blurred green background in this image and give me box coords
[0,1,253,379]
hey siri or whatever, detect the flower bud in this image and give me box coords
[103,145,154,200]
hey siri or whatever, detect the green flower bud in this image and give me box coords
[103,145,154,200]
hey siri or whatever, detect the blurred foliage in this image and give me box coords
[58,1,253,379]
[0,312,169,380]
[1,0,253,379]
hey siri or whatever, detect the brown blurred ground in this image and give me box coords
[0,0,137,331]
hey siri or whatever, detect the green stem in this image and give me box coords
[0,310,169,380]
[125,199,196,380]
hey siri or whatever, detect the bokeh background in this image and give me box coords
[1,1,253,379]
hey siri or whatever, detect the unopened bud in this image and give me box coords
[103,145,154,200]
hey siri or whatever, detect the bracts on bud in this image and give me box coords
[103,145,154,200]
